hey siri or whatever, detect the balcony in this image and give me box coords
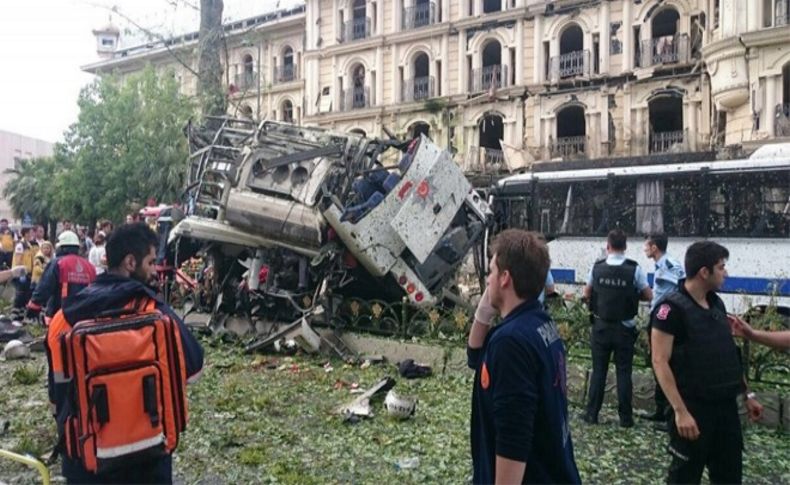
[549,50,590,82]
[340,86,370,111]
[551,136,586,158]
[465,146,505,172]
[273,64,298,84]
[233,71,258,91]
[402,2,436,30]
[341,18,371,43]
[402,76,435,102]
[776,103,790,137]
[649,130,686,154]
[469,65,509,93]
[638,34,689,68]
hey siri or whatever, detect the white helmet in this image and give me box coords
[384,390,417,419]
[56,230,80,248]
[3,339,30,360]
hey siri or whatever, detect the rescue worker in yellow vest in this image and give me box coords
[0,218,16,269]
[12,227,38,316]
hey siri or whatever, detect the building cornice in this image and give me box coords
[740,25,790,48]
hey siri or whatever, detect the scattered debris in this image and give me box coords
[323,362,334,373]
[335,377,396,420]
[394,456,420,470]
[360,360,371,370]
[397,359,432,379]
[3,340,31,360]
[384,390,417,420]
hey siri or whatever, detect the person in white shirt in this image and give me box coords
[88,231,107,275]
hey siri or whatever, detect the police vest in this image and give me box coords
[590,258,639,322]
[664,291,743,402]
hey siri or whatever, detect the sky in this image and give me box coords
[0,0,293,144]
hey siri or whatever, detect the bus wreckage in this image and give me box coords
[168,118,491,338]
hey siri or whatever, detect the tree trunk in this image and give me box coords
[198,0,226,123]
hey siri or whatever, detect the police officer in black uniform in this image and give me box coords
[651,241,763,484]
[582,229,653,427]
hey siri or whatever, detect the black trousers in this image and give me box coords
[585,318,637,421]
[649,327,670,419]
[667,398,742,484]
[12,277,31,309]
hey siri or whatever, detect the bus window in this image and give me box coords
[663,177,700,236]
[636,179,664,235]
[610,178,636,234]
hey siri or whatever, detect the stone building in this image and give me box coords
[81,0,790,173]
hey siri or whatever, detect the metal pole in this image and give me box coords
[256,41,261,121]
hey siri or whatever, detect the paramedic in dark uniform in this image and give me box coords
[651,241,763,484]
[582,229,652,427]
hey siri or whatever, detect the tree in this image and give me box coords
[198,0,226,120]
[53,66,195,224]
[2,155,59,233]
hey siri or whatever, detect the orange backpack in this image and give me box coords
[58,298,188,474]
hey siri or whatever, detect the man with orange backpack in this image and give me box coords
[46,223,204,483]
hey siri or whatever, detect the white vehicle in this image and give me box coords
[493,143,790,314]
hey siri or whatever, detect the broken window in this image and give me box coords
[636,180,664,235]
[708,173,790,237]
[555,24,587,79]
[554,105,586,158]
[282,100,294,123]
[649,95,684,153]
[478,114,504,169]
[409,122,431,140]
[663,177,700,237]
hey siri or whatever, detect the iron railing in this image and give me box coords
[649,130,686,153]
[402,2,436,29]
[340,86,370,111]
[776,0,790,26]
[550,50,590,81]
[233,71,258,90]
[638,34,689,68]
[402,76,435,102]
[465,146,505,172]
[341,18,371,42]
[273,64,298,84]
[468,65,509,92]
[551,136,587,158]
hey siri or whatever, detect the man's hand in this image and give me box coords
[728,314,754,339]
[746,396,763,422]
[474,287,497,326]
[10,266,26,278]
[674,408,700,440]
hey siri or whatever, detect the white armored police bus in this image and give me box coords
[492,143,790,314]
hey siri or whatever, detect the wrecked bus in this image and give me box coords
[169,118,490,320]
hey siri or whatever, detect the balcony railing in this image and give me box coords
[549,50,590,82]
[776,103,790,137]
[402,2,436,30]
[402,76,435,102]
[465,146,505,172]
[551,136,587,158]
[469,65,509,93]
[776,0,790,26]
[234,71,258,91]
[341,18,371,43]
[638,34,689,68]
[273,64,298,84]
[340,86,370,111]
[649,130,686,153]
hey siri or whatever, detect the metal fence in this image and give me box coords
[402,2,436,29]
[340,86,370,111]
[402,76,434,102]
[649,130,686,153]
[638,34,689,68]
[468,65,509,92]
[551,136,587,158]
[341,18,371,42]
[550,50,590,81]
[273,64,297,84]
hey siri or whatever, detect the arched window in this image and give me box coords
[240,104,253,119]
[554,106,586,158]
[282,46,294,82]
[649,94,684,153]
[409,122,431,140]
[281,100,294,123]
[411,53,431,101]
[556,24,586,79]
[473,40,503,92]
[646,8,682,66]
[478,114,504,168]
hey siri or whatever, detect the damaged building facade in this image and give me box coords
[81,0,790,170]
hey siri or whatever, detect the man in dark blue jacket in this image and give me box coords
[46,223,204,484]
[467,229,580,484]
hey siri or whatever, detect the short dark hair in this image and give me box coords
[646,233,668,252]
[106,223,158,269]
[20,227,31,237]
[685,241,729,278]
[607,229,627,251]
[491,229,550,300]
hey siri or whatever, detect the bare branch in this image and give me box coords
[161,0,200,12]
